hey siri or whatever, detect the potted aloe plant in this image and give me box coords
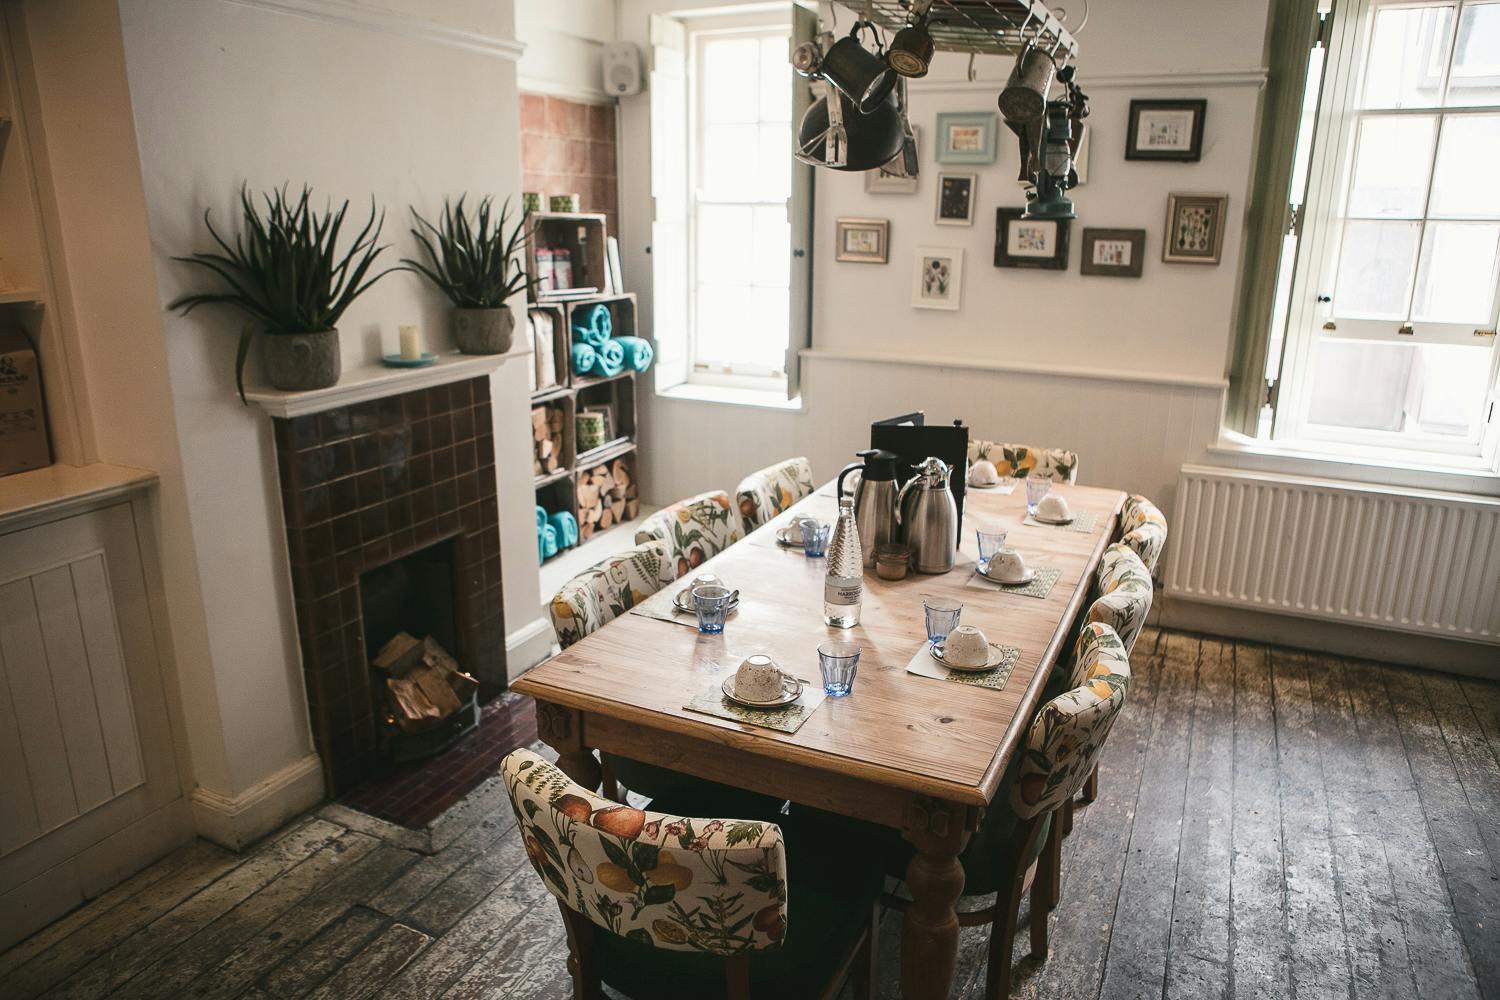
[171,185,396,402]
[404,195,534,354]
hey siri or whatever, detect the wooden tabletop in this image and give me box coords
[513,480,1124,809]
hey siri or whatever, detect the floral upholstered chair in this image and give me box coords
[734,457,816,535]
[635,491,743,580]
[548,542,676,650]
[1120,493,1169,576]
[1086,542,1154,656]
[502,749,880,999]
[967,440,1079,484]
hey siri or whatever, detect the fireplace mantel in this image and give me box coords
[245,349,523,419]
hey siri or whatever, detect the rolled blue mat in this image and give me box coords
[571,342,597,375]
[590,338,625,377]
[572,322,607,348]
[537,526,546,563]
[613,336,654,372]
[549,510,579,549]
[540,523,559,560]
[589,303,613,340]
[535,505,548,530]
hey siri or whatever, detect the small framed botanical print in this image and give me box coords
[1126,99,1207,161]
[912,246,964,310]
[935,173,977,226]
[835,217,890,264]
[935,112,998,164]
[866,126,920,194]
[1163,193,1228,264]
[994,208,1070,270]
[1080,228,1146,277]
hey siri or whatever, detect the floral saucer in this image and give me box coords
[930,641,1011,673]
[721,674,802,708]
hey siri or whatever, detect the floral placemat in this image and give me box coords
[683,677,826,733]
[1022,510,1099,534]
[904,642,1021,690]
[967,478,1019,495]
[629,585,741,629]
[965,564,1063,600]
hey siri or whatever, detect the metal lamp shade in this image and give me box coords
[821,32,897,114]
[797,88,904,171]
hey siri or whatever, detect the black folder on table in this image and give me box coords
[870,412,971,532]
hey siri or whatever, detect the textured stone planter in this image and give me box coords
[263,329,340,392]
[452,308,514,355]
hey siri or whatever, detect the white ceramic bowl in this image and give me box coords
[1037,493,1072,521]
[987,548,1028,582]
[735,654,783,702]
[943,625,991,668]
[968,459,1000,487]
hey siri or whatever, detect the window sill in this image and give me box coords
[1210,431,1500,498]
[656,382,805,411]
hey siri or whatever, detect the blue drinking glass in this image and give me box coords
[693,584,732,634]
[922,595,963,645]
[817,640,862,696]
[975,528,1008,573]
[801,518,831,557]
[1026,476,1053,515]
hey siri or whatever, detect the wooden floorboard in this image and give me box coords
[1,630,1496,1000]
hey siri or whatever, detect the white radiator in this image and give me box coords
[1166,465,1500,645]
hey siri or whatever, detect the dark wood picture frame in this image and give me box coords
[1125,99,1207,162]
[994,208,1070,271]
[1080,228,1147,277]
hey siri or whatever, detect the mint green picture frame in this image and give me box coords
[935,112,998,165]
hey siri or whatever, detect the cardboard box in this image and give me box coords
[0,328,50,476]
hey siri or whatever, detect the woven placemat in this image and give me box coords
[966,478,1019,495]
[683,678,826,733]
[1022,510,1099,534]
[904,642,1021,690]
[629,585,742,629]
[965,564,1063,599]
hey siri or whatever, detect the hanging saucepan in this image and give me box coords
[796,86,904,171]
[820,21,896,114]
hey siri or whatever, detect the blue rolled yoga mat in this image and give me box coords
[548,510,579,549]
[589,303,613,340]
[589,338,625,377]
[572,321,607,348]
[571,342,597,376]
[539,523,559,561]
[613,336,654,372]
[535,505,548,530]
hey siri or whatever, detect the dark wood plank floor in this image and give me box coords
[3,627,1497,999]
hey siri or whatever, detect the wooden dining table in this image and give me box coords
[513,477,1125,1000]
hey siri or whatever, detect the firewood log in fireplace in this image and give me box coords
[575,457,639,541]
[531,403,566,476]
[374,632,480,733]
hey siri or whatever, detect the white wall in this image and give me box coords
[516,0,616,101]
[114,0,538,836]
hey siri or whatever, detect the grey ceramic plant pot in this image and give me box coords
[453,307,514,355]
[263,329,340,392]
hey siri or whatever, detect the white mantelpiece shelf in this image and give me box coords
[0,462,158,533]
[243,348,526,419]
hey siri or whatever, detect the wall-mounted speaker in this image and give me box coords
[603,42,642,96]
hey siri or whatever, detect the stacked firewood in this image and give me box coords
[531,404,567,476]
[373,633,479,733]
[576,457,639,540]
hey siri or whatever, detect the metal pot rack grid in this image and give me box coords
[830,0,1079,62]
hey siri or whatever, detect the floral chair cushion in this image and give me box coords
[1010,646,1131,819]
[1066,621,1131,692]
[549,541,676,649]
[635,491,743,580]
[1120,494,1168,575]
[502,748,789,956]
[967,440,1079,484]
[735,457,816,536]
[1086,543,1153,656]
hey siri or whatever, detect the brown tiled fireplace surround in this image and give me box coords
[272,377,505,795]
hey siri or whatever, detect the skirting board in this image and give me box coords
[191,753,324,851]
[507,615,556,683]
[1157,594,1500,680]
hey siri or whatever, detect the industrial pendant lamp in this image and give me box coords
[886,13,935,78]
[820,21,896,114]
[796,85,905,171]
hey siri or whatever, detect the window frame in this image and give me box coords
[1275,0,1500,468]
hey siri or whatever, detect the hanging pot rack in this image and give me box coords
[828,0,1079,62]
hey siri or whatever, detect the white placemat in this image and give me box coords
[904,641,1021,690]
[967,478,1019,495]
[964,564,1063,599]
[1022,510,1099,534]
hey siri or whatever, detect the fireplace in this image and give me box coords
[272,377,506,795]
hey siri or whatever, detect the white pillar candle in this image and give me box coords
[398,324,422,361]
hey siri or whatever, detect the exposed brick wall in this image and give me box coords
[520,93,619,234]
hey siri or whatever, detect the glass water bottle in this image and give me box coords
[823,497,864,628]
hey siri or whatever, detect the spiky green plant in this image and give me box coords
[170,184,397,402]
[403,195,535,309]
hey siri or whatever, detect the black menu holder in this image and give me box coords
[870,412,970,531]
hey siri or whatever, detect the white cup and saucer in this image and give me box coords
[931,625,1008,673]
[776,516,813,548]
[983,548,1035,586]
[1032,493,1075,525]
[967,459,1001,489]
[674,573,740,614]
[721,653,803,707]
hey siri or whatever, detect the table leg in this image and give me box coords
[534,701,602,792]
[901,799,973,1000]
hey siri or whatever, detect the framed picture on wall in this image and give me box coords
[866,126,920,194]
[1080,228,1146,277]
[1073,126,1091,185]
[994,208,1070,270]
[835,218,890,264]
[1126,99,1207,161]
[935,173,977,225]
[912,246,965,310]
[1163,193,1228,264]
[935,112,998,164]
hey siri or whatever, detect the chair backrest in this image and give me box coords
[1010,643,1130,819]
[1066,620,1131,692]
[635,490,743,579]
[734,457,816,535]
[1120,494,1168,575]
[1085,543,1153,656]
[502,748,789,955]
[548,541,675,649]
[967,440,1079,484]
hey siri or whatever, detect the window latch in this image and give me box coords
[1476,328,1496,339]
[1322,320,1337,330]
[1398,323,1415,336]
